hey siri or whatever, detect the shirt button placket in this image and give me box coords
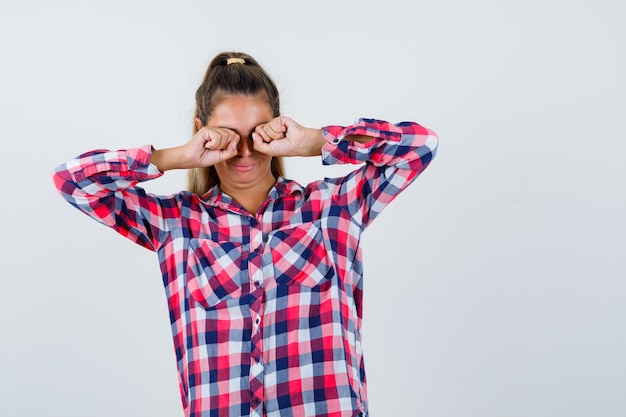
[249,396,263,417]
[248,216,264,416]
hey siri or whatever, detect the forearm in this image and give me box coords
[322,119,438,168]
[150,146,192,172]
[320,119,438,228]
[53,146,160,190]
[303,130,373,157]
[343,134,375,144]
[52,146,175,251]
[296,127,327,157]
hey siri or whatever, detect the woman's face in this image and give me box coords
[204,94,276,194]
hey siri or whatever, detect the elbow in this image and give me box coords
[426,129,439,161]
[52,164,78,201]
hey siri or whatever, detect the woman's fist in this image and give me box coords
[183,126,240,168]
[150,127,240,172]
[252,117,325,157]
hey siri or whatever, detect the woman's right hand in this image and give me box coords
[184,126,241,168]
[150,127,240,171]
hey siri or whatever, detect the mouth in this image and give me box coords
[230,162,256,173]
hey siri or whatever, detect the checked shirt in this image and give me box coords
[53,118,438,417]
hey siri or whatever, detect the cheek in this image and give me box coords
[254,151,270,164]
[212,162,228,177]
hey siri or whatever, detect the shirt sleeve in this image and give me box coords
[320,118,439,229]
[52,144,181,251]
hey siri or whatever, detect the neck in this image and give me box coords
[221,179,275,215]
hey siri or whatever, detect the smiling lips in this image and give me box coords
[230,162,256,172]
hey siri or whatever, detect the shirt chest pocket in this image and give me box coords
[269,224,335,288]
[186,239,244,309]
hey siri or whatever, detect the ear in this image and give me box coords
[194,117,204,131]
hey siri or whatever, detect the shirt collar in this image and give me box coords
[201,176,304,211]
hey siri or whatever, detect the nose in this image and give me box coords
[237,135,253,157]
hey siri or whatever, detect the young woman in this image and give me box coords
[53,51,438,417]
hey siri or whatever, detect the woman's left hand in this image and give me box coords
[252,116,326,157]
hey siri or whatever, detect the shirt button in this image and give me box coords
[250,219,258,227]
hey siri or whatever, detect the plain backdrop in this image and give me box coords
[1,1,625,416]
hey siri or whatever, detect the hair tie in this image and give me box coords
[226,58,245,65]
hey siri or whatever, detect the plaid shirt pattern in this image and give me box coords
[53,119,438,417]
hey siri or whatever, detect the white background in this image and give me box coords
[1,1,625,416]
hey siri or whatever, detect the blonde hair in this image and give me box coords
[187,52,285,195]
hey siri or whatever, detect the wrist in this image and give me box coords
[305,128,325,156]
[150,146,188,171]
[343,134,374,144]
